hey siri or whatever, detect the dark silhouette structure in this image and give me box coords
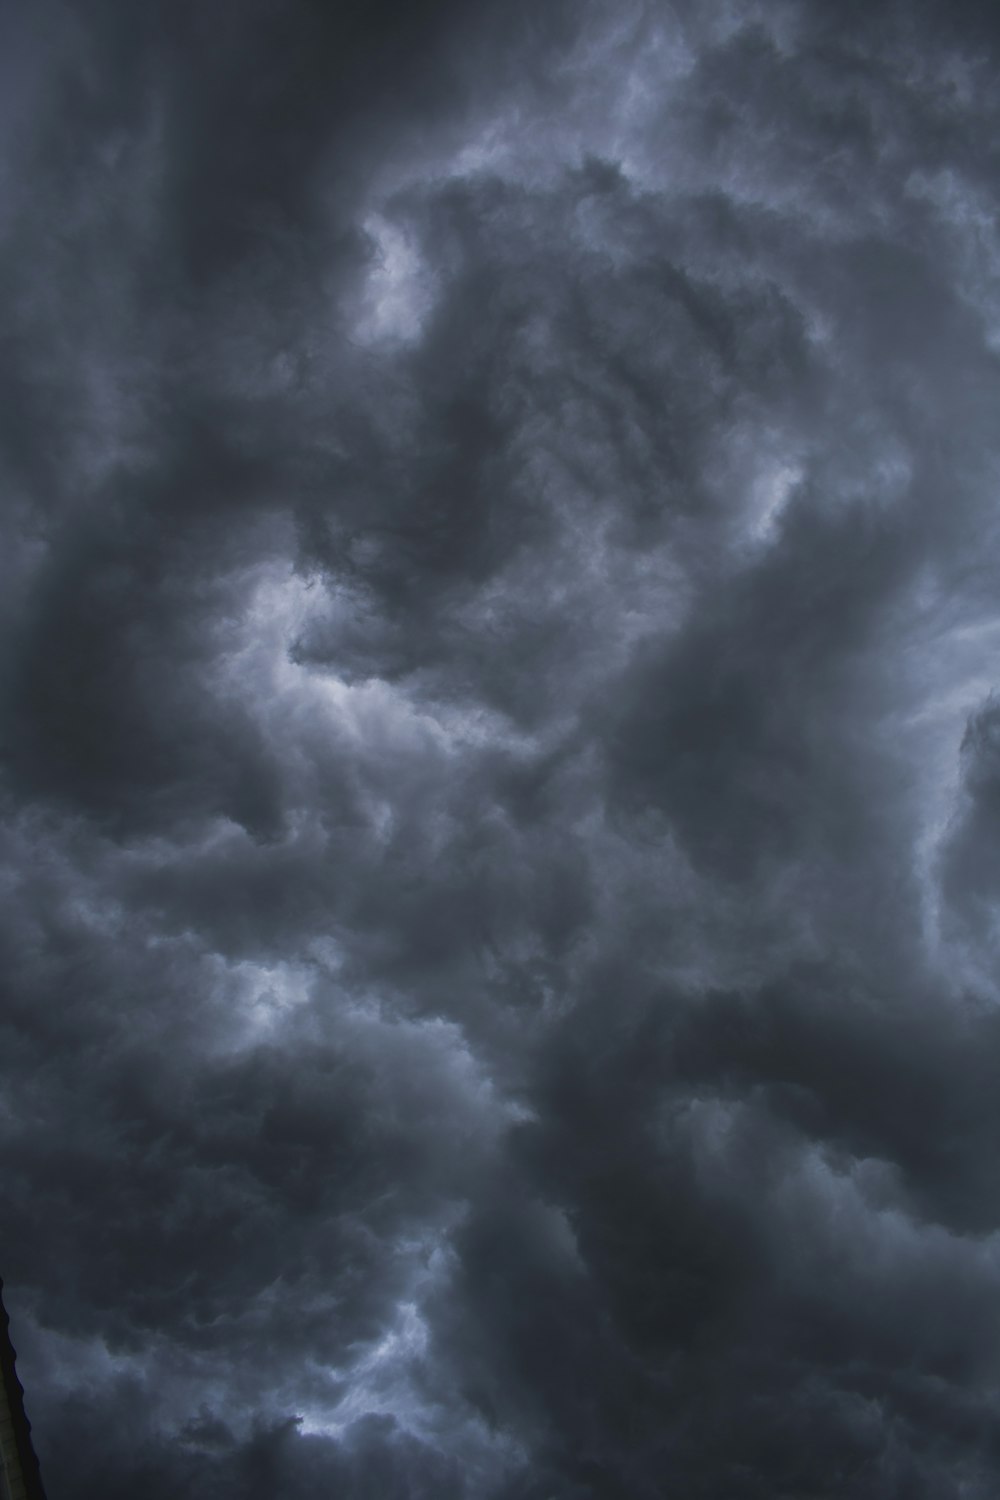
[0,1281,46,1500]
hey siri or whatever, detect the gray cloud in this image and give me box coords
[4,1,1000,1496]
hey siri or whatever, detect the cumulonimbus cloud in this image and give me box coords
[3,1,1000,1496]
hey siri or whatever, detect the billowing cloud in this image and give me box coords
[4,1,1000,1496]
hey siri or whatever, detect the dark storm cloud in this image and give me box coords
[4,1,1000,1497]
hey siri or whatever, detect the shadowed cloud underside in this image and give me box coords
[4,1,1000,1496]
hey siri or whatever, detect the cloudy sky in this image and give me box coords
[3,0,1000,1495]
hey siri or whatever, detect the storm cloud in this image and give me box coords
[4,0,1000,1495]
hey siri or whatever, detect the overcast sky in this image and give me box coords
[4,1,1000,1496]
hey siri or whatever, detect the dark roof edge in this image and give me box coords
[0,1279,47,1500]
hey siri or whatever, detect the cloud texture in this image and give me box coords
[4,1,1000,1494]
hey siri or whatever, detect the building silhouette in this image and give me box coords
[0,1281,46,1500]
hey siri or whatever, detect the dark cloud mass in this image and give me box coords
[4,0,1000,1495]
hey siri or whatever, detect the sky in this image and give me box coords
[3,1,1000,1496]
